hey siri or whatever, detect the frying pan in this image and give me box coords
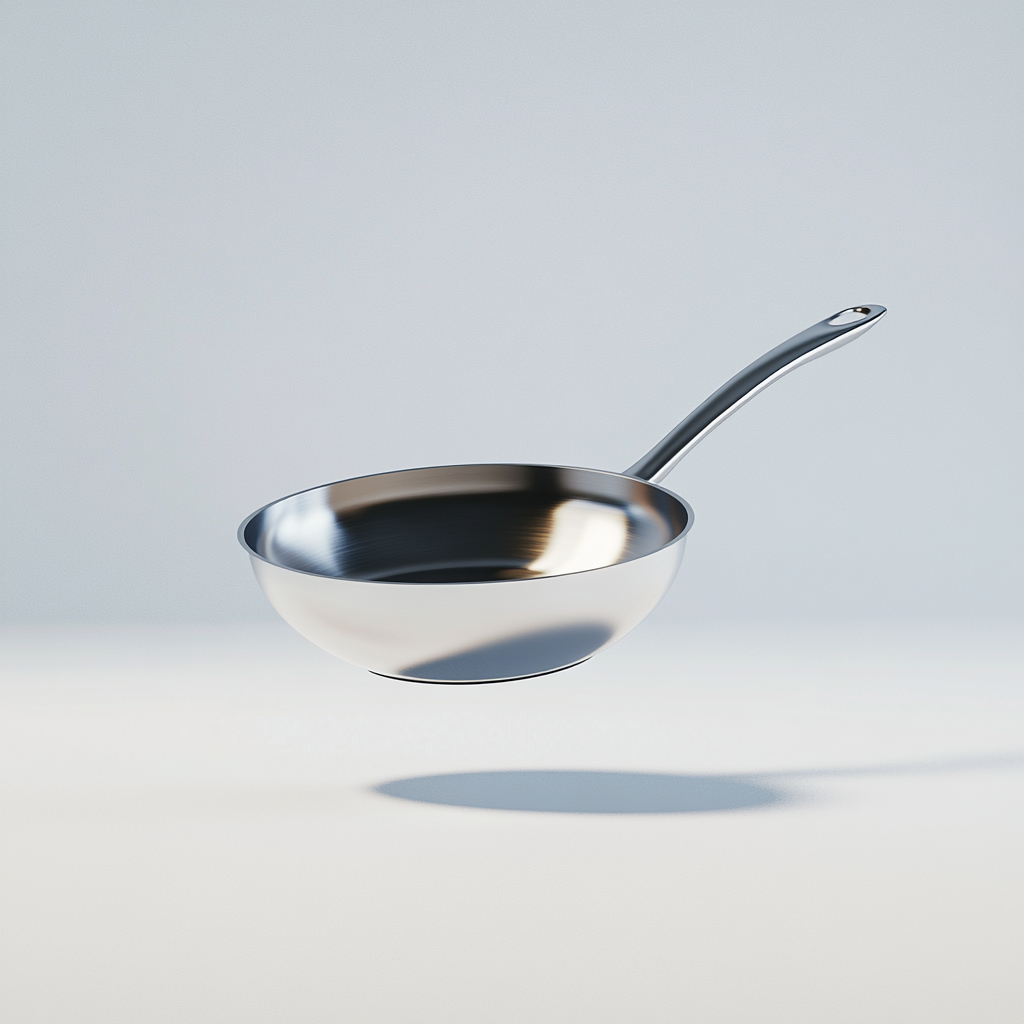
[239,304,886,683]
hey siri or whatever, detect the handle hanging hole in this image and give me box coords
[828,307,871,326]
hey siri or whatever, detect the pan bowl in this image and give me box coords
[239,464,692,683]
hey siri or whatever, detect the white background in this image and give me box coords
[2,6,1022,1022]
[2,1,1021,624]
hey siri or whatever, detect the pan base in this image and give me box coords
[369,657,592,686]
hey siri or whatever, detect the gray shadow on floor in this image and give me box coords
[375,770,788,814]
[374,753,1024,815]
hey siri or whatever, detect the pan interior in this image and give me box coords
[243,465,688,583]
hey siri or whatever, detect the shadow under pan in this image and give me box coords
[374,770,789,814]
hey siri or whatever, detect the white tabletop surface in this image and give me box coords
[1,619,1021,1024]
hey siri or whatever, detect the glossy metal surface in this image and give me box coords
[240,305,886,683]
[241,466,691,682]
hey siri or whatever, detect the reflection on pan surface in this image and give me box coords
[245,465,687,583]
[390,624,614,683]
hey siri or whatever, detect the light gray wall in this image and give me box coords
[2,1,1021,622]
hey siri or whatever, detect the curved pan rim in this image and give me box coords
[237,463,694,587]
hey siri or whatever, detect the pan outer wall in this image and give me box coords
[250,538,686,683]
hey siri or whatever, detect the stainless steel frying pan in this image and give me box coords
[239,305,886,683]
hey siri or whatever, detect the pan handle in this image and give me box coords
[624,304,887,483]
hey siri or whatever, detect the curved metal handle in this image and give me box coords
[625,305,887,483]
